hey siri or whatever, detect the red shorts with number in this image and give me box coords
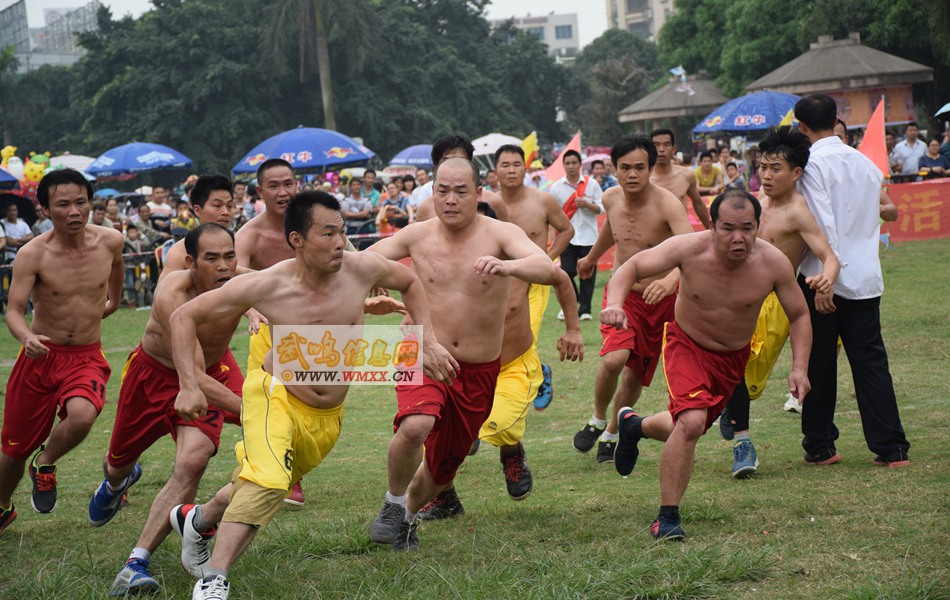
[106,345,236,469]
[220,348,244,426]
[662,320,750,432]
[2,341,110,460]
[600,283,676,386]
[394,358,500,485]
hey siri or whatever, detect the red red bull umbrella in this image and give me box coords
[232,126,375,177]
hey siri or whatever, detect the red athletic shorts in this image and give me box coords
[220,348,244,426]
[394,358,500,485]
[2,341,110,460]
[600,283,676,386]
[106,345,236,469]
[662,320,750,432]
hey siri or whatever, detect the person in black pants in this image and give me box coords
[793,94,910,466]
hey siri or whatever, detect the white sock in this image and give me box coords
[404,508,417,523]
[129,547,150,562]
[386,492,407,507]
[600,431,619,442]
[590,416,607,429]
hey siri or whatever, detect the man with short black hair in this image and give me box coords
[147,186,173,232]
[891,121,927,176]
[2,203,32,263]
[693,151,723,195]
[793,93,910,467]
[550,149,602,320]
[650,129,710,228]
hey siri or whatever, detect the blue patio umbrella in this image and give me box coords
[232,126,375,177]
[389,144,433,169]
[0,167,18,190]
[87,142,193,179]
[94,188,121,198]
[692,91,801,137]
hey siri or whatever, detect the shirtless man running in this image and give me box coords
[496,144,575,410]
[605,190,812,540]
[0,168,124,532]
[96,224,246,596]
[572,134,694,463]
[367,157,562,552]
[650,128,711,229]
[170,191,455,599]
[718,126,839,479]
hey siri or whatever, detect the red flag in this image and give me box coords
[858,97,889,178]
[545,131,581,183]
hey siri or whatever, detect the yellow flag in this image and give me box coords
[778,109,796,127]
[521,131,539,166]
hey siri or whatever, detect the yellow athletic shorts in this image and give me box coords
[234,368,343,492]
[247,322,271,373]
[744,292,790,399]
[479,347,543,447]
[527,283,550,349]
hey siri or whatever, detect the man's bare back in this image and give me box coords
[501,185,573,257]
[7,224,123,348]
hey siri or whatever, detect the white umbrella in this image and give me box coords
[471,133,522,156]
[934,102,950,118]
[49,154,96,172]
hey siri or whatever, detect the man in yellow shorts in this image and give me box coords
[717,126,839,478]
[168,191,456,600]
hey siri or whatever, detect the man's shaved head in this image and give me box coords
[434,157,479,187]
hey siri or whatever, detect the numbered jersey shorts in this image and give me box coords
[600,283,676,386]
[744,292,790,399]
[394,358,501,485]
[106,345,239,470]
[2,341,110,460]
[223,368,343,528]
[479,347,543,447]
[662,320,750,432]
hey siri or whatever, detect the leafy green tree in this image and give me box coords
[0,45,20,147]
[565,29,663,146]
[259,0,376,132]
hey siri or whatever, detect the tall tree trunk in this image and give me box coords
[314,8,336,131]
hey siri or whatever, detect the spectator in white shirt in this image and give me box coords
[2,203,33,263]
[793,93,910,467]
[890,121,927,176]
[550,150,603,320]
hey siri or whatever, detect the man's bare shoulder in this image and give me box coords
[753,237,792,271]
[525,186,558,205]
[646,182,684,208]
[675,165,697,184]
[601,185,624,207]
[89,224,124,251]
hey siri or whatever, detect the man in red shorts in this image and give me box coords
[89,224,244,595]
[602,190,813,540]
[367,157,560,551]
[573,134,694,463]
[0,168,124,531]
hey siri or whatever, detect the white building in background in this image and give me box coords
[0,0,99,72]
[489,13,579,65]
[606,0,674,40]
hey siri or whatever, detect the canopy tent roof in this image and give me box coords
[618,75,731,123]
[745,33,933,95]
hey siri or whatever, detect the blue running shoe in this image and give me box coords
[533,363,553,410]
[650,514,686,541]
[615,408,643,476]
[731,440,759,479]
[718,408,734,441]
[109,558,160,596]
[89,463,143,527]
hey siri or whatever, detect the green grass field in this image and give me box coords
[0,239,948,599]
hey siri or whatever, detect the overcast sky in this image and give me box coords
[5,0,607,48]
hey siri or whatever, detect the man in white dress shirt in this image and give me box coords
[793,94,909,467]
[550,150,603,320]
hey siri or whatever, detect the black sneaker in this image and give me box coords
[393,519,419,552]
[29,446,57,513]
[615,408,643,476]
[873,450,909,468]
[501,443,533,500]
[596,440,617,464]
[573,422,605,453]
[718,408,734,441]
[418,487,465,521]
[803,447,841,466]
[0,503,16,533]
[650,513,686,541]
